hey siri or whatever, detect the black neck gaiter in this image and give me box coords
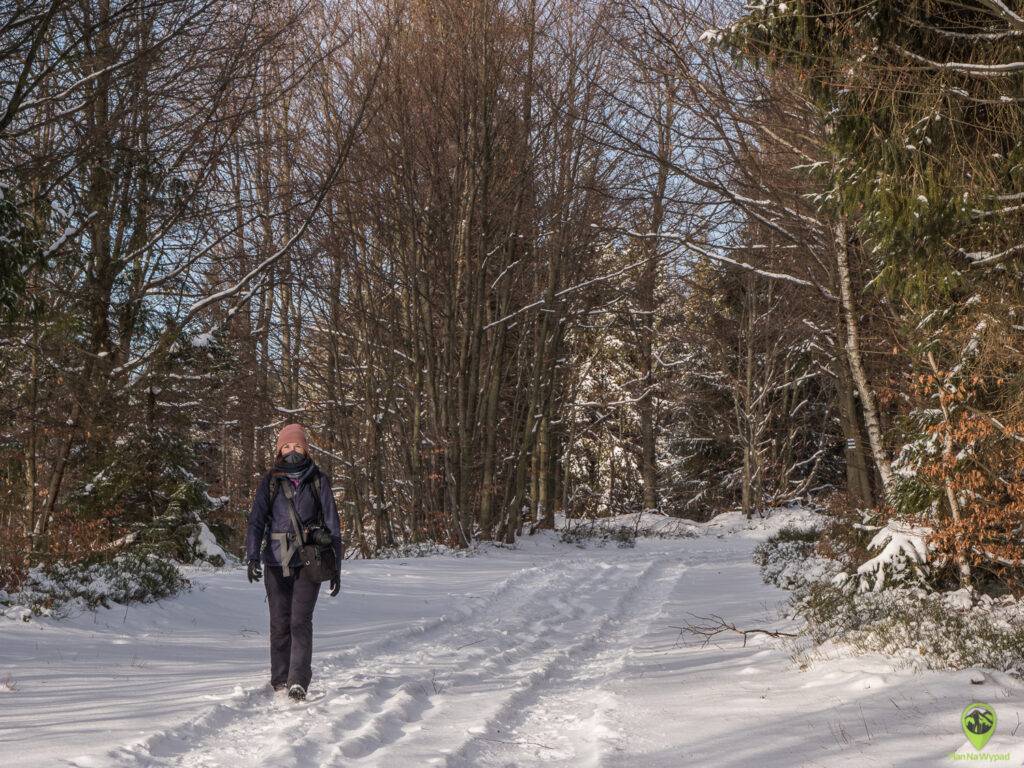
[273,451,313,478]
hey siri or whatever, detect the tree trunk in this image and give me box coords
[834,217,893,496]
[835,356,876,508]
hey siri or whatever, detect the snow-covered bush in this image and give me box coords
[375,540,462,559]
[753,525,842,594]
[0,552,191,619]
[842,518,931,592]
[188,520,230,568]
[559,520,637,549]
[760,513,1024,674]
[798,583,1024,675]
[559,511,698,546]
[132,481,229,566]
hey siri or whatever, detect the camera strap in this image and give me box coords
[278,480,307,577]
[280,480,307,546]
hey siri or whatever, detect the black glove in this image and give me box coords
[329,570,340,597]
[247,559,262,583]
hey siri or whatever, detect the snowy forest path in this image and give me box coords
[76,541,707,768]
[49,516,1024,768]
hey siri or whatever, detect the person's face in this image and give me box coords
[280,442,305,456]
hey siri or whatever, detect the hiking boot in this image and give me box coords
[287,683,306,701]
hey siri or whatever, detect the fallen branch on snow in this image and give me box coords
[672,612,799,647]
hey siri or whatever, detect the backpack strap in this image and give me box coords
[260,472,280,549]
[267,474,281,507]
[311,472,324,527]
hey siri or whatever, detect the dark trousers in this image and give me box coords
[264,564,321,689]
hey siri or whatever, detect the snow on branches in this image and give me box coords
[845,519,931,593]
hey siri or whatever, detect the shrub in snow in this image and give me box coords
[600,511,700,538]
[188,521,229,568]
[3,480,230,620]
[137,482,232,568]
[373,538,524,559]
[797,583,1024,675]
[0,552,190,619]
[375,541,461,559]
[753,526,842,594]
[842,519,930,593]
[559,521,637,549]
[67,328,235,572]
[559,512,698,547]
[103,552,191,604]
[760,514,1024,674]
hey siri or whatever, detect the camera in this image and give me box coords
[306,526,332,547]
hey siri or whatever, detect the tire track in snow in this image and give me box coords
[68,554,590,768]
[314,550,680,767]
[173,553,635,768]
[443,553,685,768]
[314,557,616,766]
[233,554,611,767]
[463,554,691,767]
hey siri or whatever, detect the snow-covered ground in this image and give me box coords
[3,509,1023,767]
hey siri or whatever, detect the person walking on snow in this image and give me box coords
[245,423,343,701]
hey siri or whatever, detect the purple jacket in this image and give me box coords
[245,464,343,569]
